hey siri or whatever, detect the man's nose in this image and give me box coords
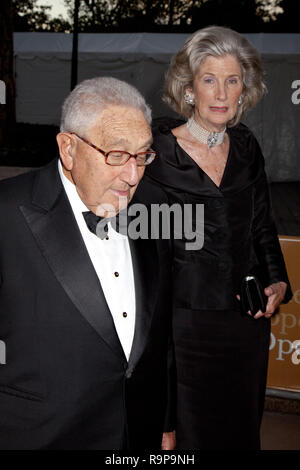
[120,157,141,186]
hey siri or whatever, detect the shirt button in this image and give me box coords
[114,272,119,277]
[123,312,127,318]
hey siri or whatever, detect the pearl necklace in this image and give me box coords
[186,116,226,148]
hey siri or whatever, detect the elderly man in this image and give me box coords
[0,77,175,450]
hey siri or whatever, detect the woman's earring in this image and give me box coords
[238,96,243,106]
[184,92,195,105]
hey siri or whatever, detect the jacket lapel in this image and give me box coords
[19,160,125,361]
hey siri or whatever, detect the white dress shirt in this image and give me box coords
[58,160,136,361]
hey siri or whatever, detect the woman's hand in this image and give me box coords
[236,281,287,319]
[161,431,176,450]
[253,281,287,319]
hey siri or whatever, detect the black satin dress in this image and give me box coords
[143,119,292,450]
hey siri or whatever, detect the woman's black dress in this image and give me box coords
[144,119,292,450]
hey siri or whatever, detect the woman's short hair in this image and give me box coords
[164,26,267,127]
[60,76,152,135]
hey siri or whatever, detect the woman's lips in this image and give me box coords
[209,106,228,112]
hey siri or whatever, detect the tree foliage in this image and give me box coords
[260,0,300,32]
[13,0,71,32]
[62,0,195,32]
[12,0,298,33]
[63,0,294,33]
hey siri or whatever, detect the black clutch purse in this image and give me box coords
[240,275,267,316]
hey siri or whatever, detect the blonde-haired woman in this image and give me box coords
[145,26,292,450]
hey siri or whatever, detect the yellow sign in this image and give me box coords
[267,236,300,392]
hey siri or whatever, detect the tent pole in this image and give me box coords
[71,0,80,90]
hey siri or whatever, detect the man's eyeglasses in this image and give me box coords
[71,133,156,166]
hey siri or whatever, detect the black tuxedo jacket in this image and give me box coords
[0,159,173,450]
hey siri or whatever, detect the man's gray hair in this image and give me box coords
[60,77,152,134]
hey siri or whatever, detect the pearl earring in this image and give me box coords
[238,96,243,105]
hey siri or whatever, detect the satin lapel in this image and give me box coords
[127,236,159,370]
[19,161,125,361]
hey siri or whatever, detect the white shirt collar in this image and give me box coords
[57,159,127,240]
[58,158,89,214]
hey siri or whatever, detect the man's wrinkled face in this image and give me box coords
[58,105,152,216]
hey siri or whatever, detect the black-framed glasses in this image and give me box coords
[71,133,156,166]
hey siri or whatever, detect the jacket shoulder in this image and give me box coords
[229,122,259,142]
[0,168,38,207]
[152,116,184,147]
[0,160,58,208]
[229,122,265,170]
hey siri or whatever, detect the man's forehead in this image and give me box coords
[105,135,153,149]
[97,104,146,123]
[90,105,152,146]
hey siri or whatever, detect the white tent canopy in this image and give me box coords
[13,32,300,181]
[14,31,300,54]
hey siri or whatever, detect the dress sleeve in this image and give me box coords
[251,141,292,303]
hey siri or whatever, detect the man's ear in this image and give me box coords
[56,133,76,170]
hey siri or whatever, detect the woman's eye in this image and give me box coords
[204,77,214,84]
[228,78,238,84]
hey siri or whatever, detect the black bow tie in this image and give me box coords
[82,211,128,239]
[82,211,109,239]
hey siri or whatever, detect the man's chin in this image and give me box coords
[96,199,129,217]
